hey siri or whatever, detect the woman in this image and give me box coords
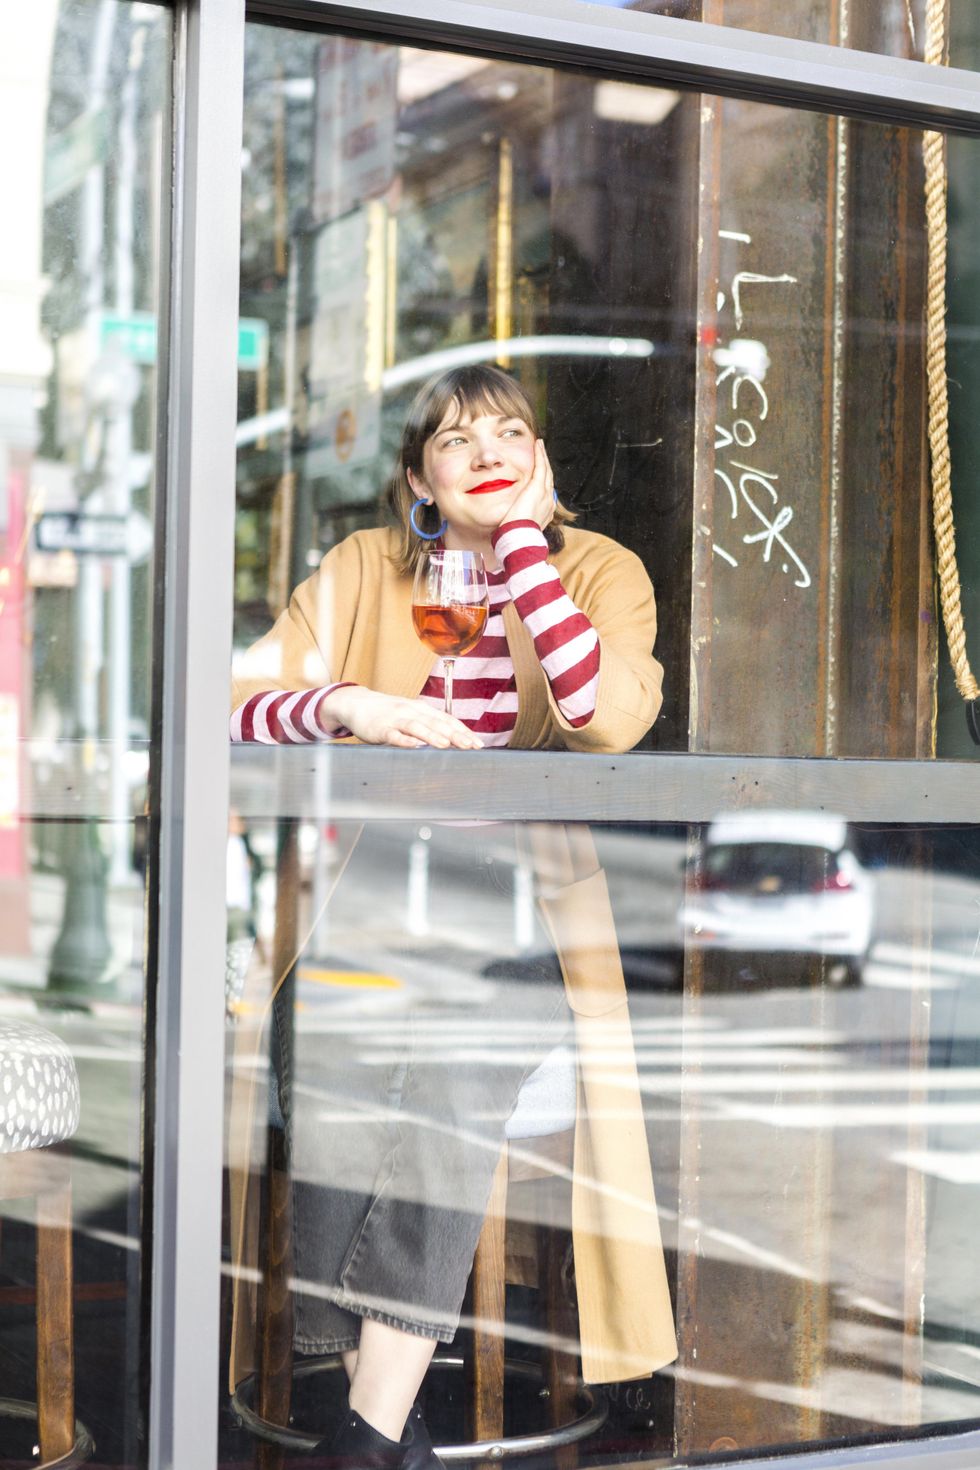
[230,366,675,1468]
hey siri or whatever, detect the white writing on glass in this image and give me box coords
[711,238,809,590]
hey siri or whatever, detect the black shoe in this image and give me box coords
[400,1404,444,1470]
[317,1407,405,1469]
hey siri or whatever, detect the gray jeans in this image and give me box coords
[283,826,572,1351]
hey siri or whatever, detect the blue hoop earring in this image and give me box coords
[553,490,559,504]
[410,500,447,540]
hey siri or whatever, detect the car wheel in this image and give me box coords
[826,957,862,988]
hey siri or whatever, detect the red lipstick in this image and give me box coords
[467,479,515,495]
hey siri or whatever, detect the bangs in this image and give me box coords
[406,365,538,467]
[441,379,534,433]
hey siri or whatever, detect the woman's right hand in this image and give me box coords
[321,686,483,750]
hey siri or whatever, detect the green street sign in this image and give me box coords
[44,109,108,205]
[99,312,158,365]
[236,321,269,371]
[97,311,269,370]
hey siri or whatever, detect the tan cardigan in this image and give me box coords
[231,525,663,750]
[228,525,677,1385]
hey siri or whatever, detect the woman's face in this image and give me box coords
[408,404,536,543]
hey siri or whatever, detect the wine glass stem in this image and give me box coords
[444,658,455,717]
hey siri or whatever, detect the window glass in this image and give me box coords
[0,0,167,1462]
[699,840,842,894]
[223,763,980,1464]
[226,21,980,1470]
[230,28,980,761]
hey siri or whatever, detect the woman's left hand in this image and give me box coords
[500,439,555,532]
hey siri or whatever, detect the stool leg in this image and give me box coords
[542,1223,578,1470]
[467,1148,508,1447]
[255,820,300,1470]
[36,1174,75,1463]
[255,1137,294,1470]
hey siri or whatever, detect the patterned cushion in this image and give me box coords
[0,1020,81,1154]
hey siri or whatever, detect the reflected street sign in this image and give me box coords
[37,514,127,557]
[44,108,108,205]
[97,310,268,369]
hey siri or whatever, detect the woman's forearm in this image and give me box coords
[492,520,600,728]
[230,684,355,742]
[231,683,482,749]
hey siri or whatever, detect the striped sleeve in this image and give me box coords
[492,520,600,728]
[230,684,356,743]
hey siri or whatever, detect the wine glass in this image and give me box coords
[412,550,489,718]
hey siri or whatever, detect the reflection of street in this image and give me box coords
[4,824,980,1447]
[253,824,980,1438]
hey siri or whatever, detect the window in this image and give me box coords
[0,0,168,1462]
[223,20,980,1468]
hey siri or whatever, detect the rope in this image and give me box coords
[923,0,980,700]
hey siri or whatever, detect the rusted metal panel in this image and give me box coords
[678,2,939,1459]
[689,85,844,757]
[836,120,932,759]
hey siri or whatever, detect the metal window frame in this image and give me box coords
[149,1,244,1468]
[225,746,980,823]
[248,0,980,134]
[150,2,980,1468]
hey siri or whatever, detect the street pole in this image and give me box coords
[107,19,144,886]
[75,0,114,751]
[48,0,116,993]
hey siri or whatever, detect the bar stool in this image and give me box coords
[232,1044,607,1462]
[0,1018,91,1467]
[460,1043,605,1462]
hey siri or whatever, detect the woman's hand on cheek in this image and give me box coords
[321,686,483,750]
[500,439,554,532]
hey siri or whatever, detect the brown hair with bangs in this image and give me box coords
[384,364,573,576]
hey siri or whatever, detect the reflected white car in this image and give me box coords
[678,811,875,987]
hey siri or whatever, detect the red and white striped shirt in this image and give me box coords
[230,521,599,745]
[229,684,354,744]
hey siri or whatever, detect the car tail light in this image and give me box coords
[812,870,853,893]
[686,871,719,892]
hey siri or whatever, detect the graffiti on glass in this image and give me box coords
[710,235,810,591]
